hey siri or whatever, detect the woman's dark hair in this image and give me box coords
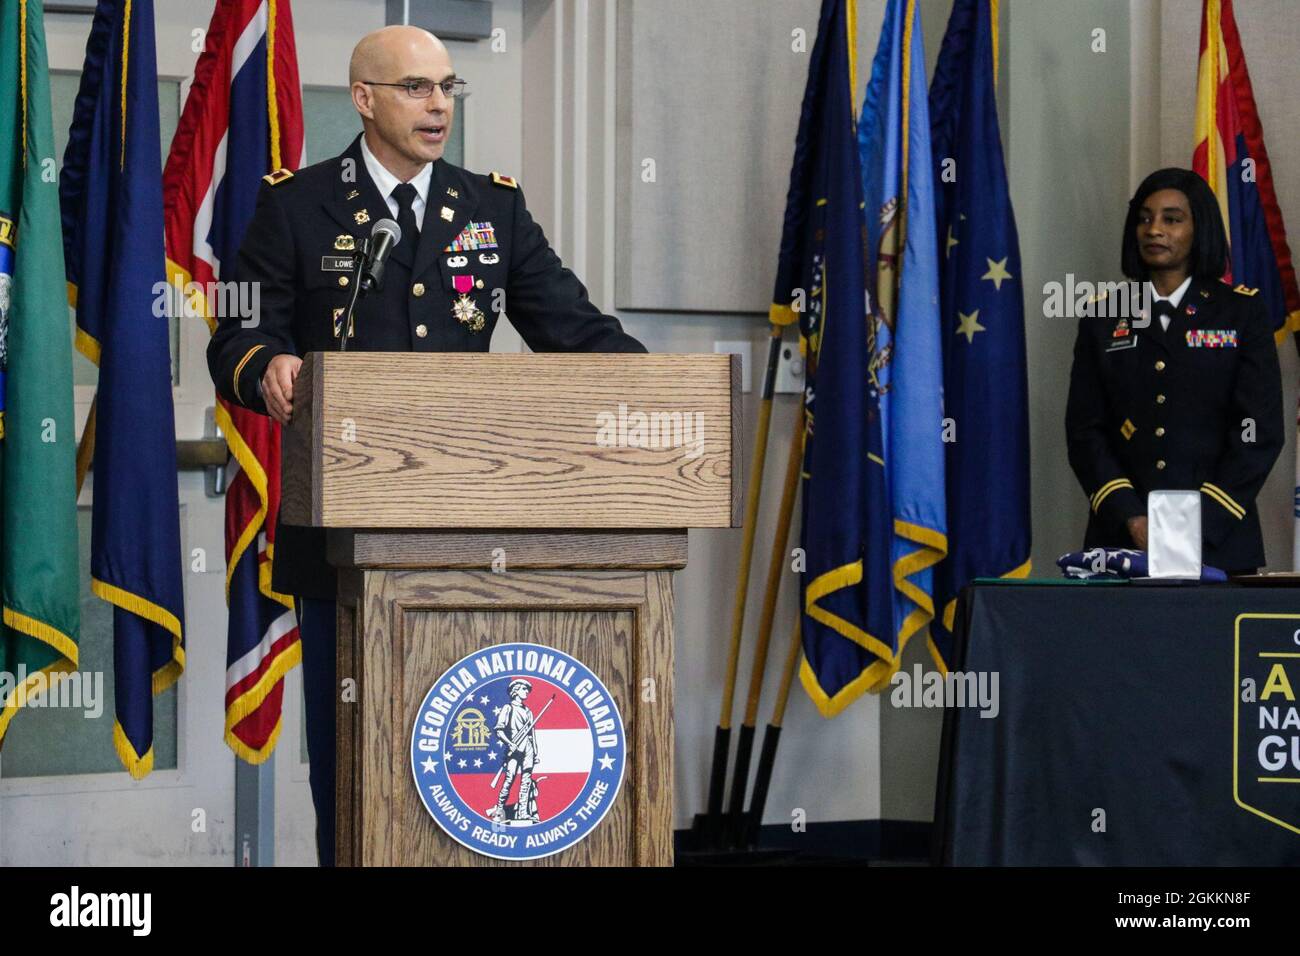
[1120,167,1229,281]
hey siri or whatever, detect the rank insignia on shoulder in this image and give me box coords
[262,168,293,186]
[1233,283,1259,296]
[490,171,518,189]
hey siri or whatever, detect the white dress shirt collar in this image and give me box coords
[359,134,432,227]
[1147,274,1193,308]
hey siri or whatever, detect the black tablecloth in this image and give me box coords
[934,581,1300,865]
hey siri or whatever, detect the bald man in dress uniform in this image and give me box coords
[207,25,644,866]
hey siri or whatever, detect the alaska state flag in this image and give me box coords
[163,0,304,763]
[1193,0,1300,341]
[60,0,185,778]
[928,0,1031,672]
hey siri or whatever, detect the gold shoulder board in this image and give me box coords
[262,168,294,186]
[490,171,519,189]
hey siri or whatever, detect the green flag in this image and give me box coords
[0,0,80,742]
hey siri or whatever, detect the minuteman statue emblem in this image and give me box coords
[411,643,626,860]
[492,678,546,824]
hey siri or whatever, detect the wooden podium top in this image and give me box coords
[280,352,741,530]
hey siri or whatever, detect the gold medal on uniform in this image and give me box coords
[451,276,486,332]
[452,295,486,332]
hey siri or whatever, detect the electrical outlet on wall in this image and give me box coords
[773,339,804,394]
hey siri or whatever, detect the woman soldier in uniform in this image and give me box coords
[1065,167,1283,573]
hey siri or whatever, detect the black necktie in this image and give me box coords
[391,182,419,263]
[1153,299,1178,331]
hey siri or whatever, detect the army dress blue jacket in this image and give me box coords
[1065,277,1283,572]
[208,134,646,598]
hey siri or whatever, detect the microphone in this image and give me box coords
[360,218,402,292]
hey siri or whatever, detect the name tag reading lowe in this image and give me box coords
[1147,490,1202,579]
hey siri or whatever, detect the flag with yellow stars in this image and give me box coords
[928,0,1032,671]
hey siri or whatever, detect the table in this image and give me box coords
[934,581,1300,865]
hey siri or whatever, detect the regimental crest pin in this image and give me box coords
[354,209,370,225]
[410,642,626,860]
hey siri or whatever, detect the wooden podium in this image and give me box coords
[280,353,740,866]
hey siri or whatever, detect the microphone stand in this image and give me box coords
[337,236,371,352]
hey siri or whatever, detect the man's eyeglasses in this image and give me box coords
[362,77,468,99]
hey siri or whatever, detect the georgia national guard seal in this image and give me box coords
[410,642,626,860]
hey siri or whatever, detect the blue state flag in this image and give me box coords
[60,0,184,777]
[928,0,1031,670]
[857,0,948,690]
[772,0,902,718]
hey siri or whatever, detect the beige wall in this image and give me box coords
[1159,0,1300,571]
[26,0,1300,853]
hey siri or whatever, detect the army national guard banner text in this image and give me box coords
[936,581,1300,866]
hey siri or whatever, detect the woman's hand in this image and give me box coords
[1127,516,1149,550]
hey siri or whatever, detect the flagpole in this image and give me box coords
[745,614,803,848]
[725,399,804,846]
[703,324,784,846]
[74,395,97,496]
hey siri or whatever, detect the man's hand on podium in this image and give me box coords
[262,353,302,425]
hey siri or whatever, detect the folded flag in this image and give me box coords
[1057,548,1228,582]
